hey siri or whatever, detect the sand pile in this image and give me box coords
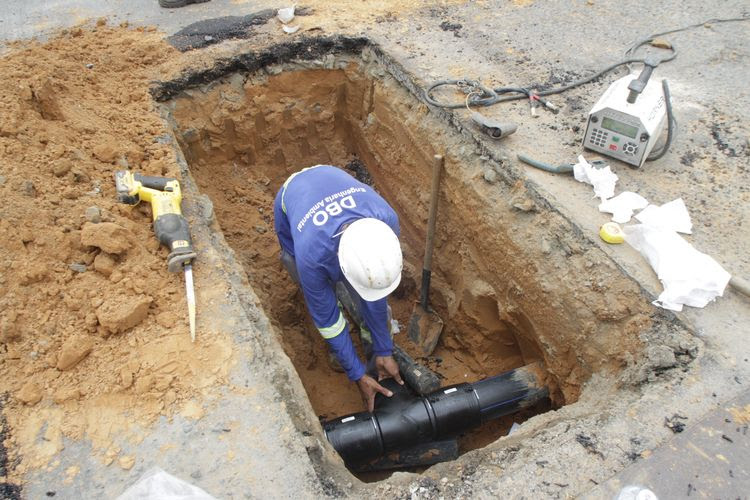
[0,23,233,487]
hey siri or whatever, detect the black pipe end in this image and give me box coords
[473,366,549,421]
[323,412,383,464]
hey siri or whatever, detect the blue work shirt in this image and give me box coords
[273,165,400,381]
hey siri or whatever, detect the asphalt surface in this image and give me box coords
[584,389,750,499]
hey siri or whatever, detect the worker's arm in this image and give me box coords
[360,204,401,357]
[273,186,295,256]
[360,298,393,356]
[298,267,366,381]
[359,298,403,388]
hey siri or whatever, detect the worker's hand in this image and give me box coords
[375,355,404,385]
[356,374,393,412]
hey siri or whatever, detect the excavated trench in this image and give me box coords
[158,40,657,477]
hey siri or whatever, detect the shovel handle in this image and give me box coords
[420,154,443,308]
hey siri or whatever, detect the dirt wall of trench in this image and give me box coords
[345,59,657,402]
[166,54,660,410]
[167,63,546,454]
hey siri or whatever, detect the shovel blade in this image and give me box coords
[407,305,444,356]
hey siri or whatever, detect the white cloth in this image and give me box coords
[277,6,295,24]
[573,155,618,201]
[624,224,730,311]
[599,191,649,223]
[117,467,217,500]
[635,198,693,234]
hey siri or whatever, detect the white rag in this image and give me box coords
[573,155,618,201]
[277,6,295,24]
[117,467,217,500]
[599,191,649,223]
[624,224,730,311]
[635,198,693,234]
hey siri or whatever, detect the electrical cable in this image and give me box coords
[464,90,481,112]
[623,15,750,58]
[424,58,659,109]
[646,79,676,161]
[424,14,749,112]
[425,15,748,163]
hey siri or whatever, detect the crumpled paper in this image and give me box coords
[117,467,216,500]
[573,155,618,201]
[277,6,300,33]
[598,191,649,223]
[277,6,295,23]
[624,224,730,311]
[635,198,693,234]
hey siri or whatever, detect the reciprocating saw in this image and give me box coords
[114,171,197,341]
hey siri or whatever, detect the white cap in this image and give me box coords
[338,218,402,302]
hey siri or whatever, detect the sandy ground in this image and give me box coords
[1,1,749,498]
[0,23,240,486]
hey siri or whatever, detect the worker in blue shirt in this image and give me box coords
[273,165,404,411]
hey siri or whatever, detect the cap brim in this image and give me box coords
[349,272,402,302]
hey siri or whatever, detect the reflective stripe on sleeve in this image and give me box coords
[318,311,346,339]
[359,327,372,344]
[280,172,298,215]
[280,165,323,215]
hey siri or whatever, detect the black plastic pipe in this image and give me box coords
[323,362,549,465]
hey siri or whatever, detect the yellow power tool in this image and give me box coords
[114,171,197,341]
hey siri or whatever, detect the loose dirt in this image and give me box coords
[0,24,235,488]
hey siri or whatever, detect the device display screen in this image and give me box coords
[600,117,638,138]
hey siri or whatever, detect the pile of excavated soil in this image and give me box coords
[0,24,234,488]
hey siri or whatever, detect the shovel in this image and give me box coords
[408,154,445,356]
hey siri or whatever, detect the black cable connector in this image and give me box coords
[537,96,560,114]
[627,55,661,103]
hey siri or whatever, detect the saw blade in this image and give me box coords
[184,263,196,342]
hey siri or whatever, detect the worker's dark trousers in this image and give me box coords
[280,249,393,373]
